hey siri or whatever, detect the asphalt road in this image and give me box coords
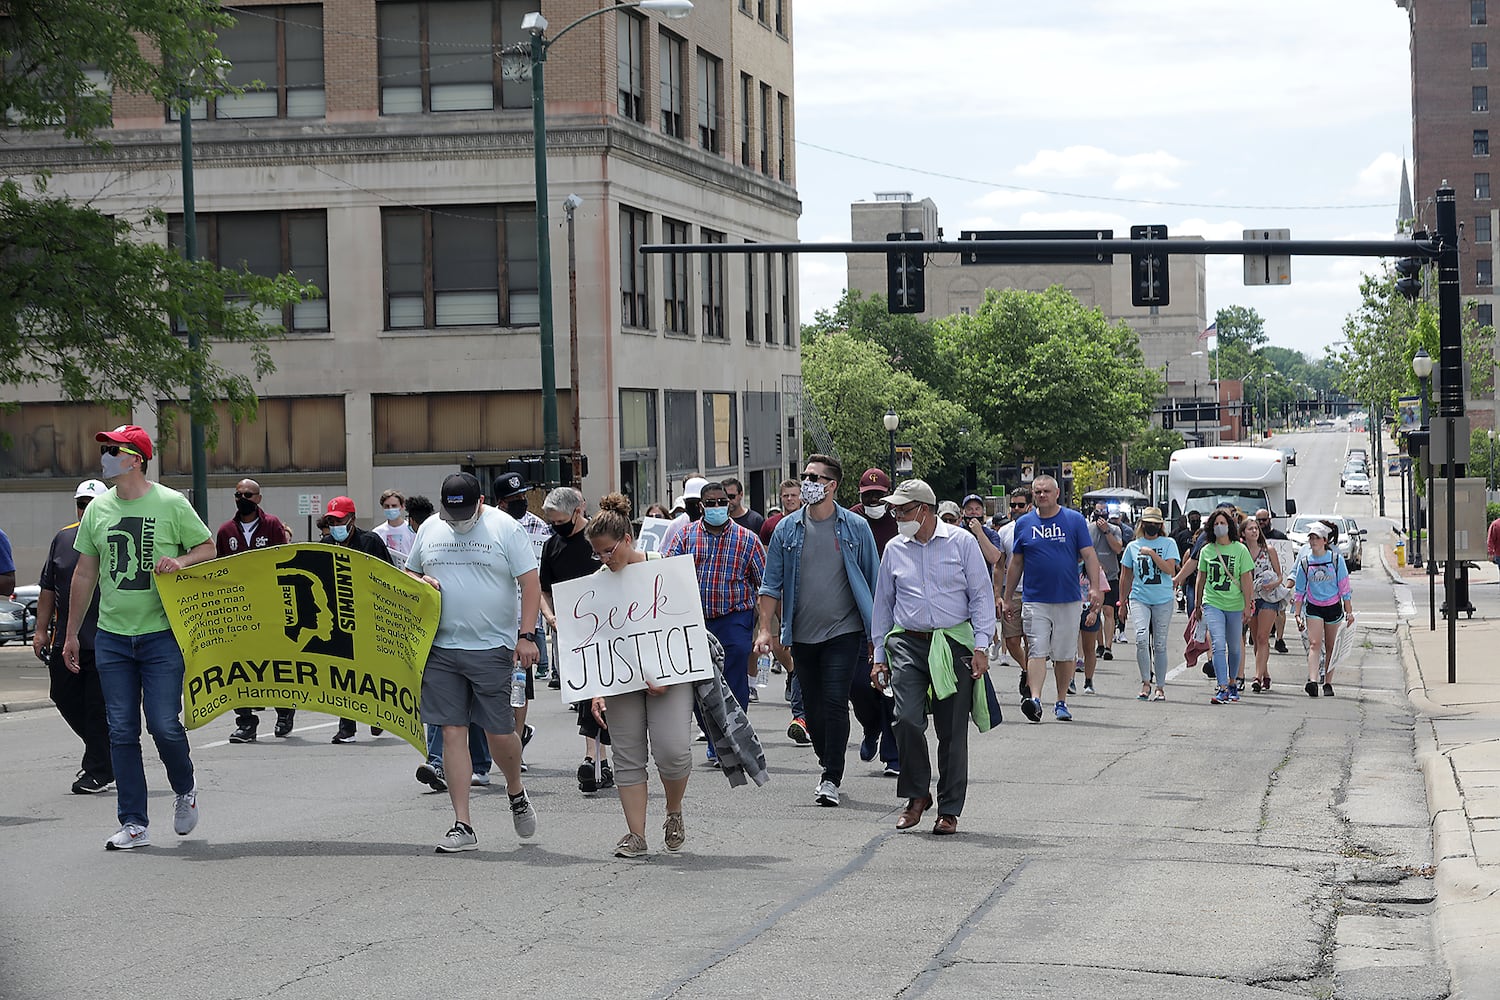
[0,428,1448,1000]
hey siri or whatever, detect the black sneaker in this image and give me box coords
[273,712,294,738]
[1101,649,1113,661]
[1275,638,1290,654]
[521,723,535,747]
[332,727,357,744]
[1305,681,1319,698]
[1021,697,1042,723]
[370,727,383,737]
[547,676,561,690]
[228,724,257,744]
[599,761,615,789]
[1018,670,1029,697]
[416,762,447,792]
[578,757,598,793]
[71,770,114,795]
[1322,683,1335,697]
[1096,644,1105,657]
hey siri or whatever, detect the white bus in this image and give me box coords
[1166,447,1297,527]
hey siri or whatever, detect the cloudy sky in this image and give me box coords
[790,0,1414,357]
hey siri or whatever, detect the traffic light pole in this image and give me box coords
[1436,186,1464,684]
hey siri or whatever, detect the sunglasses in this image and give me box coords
[1008,502,1027,509]
[802,473,835,483]
[100,445,140,457]
[724,492,740,500]
[234,491,260,500]
[701,498,730,507]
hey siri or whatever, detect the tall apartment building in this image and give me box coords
[1,0,801,571]
[845,194,1218,440]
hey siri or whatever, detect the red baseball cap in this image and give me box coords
[326,496,357,518]
[858,468,891,492]
[95,425,153,461]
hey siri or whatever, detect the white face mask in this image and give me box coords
[863,504,887,520]
[897,518,922,539]
[800,479,829,505]
[447,510,482,534]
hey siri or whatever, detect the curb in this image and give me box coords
[0,699,52,713]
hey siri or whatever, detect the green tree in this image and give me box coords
[1214,305,1268,350]
[1127,425,1184,476]
[934,287,1161,465]
[1,1,314,434]
[1331,267,1430,413]
[802,290,940,383]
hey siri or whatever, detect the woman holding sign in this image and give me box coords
[585,494,694,859]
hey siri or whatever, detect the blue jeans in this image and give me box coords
[1201,605,1244,688]
[1131,600,1175,685]
[94,629,196,829]
[790,631,864,786]
[706,609,754,712]
[789,672,804,719]
[426,723,492,775]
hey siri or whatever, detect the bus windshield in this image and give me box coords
[1182,487,1269,516]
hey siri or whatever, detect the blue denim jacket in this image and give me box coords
[758,505,880,647]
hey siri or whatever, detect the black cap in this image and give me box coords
[492,471,527,499]
[439,472,482,521]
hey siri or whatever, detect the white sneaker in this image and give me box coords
[470,772,490,787]
[510,791,538,838]
[105,823,151,850]
[173,786,199,836]
[435,821,478,853]
[814,779,840,807]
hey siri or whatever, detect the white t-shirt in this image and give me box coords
[373,520,417,563]
[406,507,538,650]
[999,521,1024,593]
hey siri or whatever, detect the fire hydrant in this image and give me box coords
[1395,541,1407,567]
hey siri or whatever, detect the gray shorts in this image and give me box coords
[1022,602,1080,663]
[419,645,517,735]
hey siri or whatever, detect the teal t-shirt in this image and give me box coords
[1122,536,1180,606]
[1200,540,1253,612]
[74,483,212,636]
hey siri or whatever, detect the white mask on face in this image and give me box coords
[863,504,887,520]
[800,480,829,506]
[897,518,922,539]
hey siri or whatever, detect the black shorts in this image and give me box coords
[1104,578,1121,608]
[1304,601,1345,625]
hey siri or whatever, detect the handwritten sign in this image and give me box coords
[635,515,675,554]
[550,554,713,700]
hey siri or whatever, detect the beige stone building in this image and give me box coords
[1,0,801,573]
[846,193,1219,440]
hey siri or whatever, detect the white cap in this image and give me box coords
[75,479,107,500]
[683,477,708,500]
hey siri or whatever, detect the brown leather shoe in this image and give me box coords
[896,794,933,830]
[932,814,959,836]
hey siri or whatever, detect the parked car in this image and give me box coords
[12,584,39,640]
[1344,472,1371,495]
[1288,514,1367,571]
[1278,445,1297,466]
[1340,462,1366,487]
[0,598,28,645]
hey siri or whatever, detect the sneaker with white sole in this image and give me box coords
[105,823,150,851]
[416,762,447,792]
[814,779,840,807]
[470,772,490,787]
[614,832,648,858]
[435,821,478,853]
[173,786,199,836]
[510,791,538,838]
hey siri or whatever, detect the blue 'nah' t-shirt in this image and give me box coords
[1013,507,1095,604]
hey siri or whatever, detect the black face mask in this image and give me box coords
[235,497,258,518]
[504,498,529,521]
[1141,524,1160,537]
[551,519,576,538]
[686,499,704,521]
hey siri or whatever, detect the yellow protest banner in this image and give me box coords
[157,544,441,755]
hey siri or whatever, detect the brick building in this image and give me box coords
[1,0,801,571]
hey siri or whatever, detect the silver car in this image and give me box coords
[0,598,28,645]
[1288,514,1367,571]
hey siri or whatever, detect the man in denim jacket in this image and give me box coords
[754,454,879,808]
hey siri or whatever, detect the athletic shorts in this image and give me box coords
[1103,578,1121,608]
[1022,602,1079,663]
[1001,603,1026,639]
[419,645,518,735]
[1303,601,1345,625]
[1080,607,1101,633]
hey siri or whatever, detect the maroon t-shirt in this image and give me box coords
[759,512,784,546]
[850,504,899,555]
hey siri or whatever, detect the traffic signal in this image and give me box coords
[886,231,925,314]
[1395,229,1427,301]
[1130,224,1170,307]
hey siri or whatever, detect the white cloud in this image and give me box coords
[1014,146,1187,191]
[1353,152,1407,198]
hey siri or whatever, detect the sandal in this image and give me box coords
[1149,690,1166,702]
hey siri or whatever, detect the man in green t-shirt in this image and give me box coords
[65,425,215,851]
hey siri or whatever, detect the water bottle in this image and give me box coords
[510,662,528,708]
[755,653,772,688]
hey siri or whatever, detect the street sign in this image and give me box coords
[1430,477,1489,560]
[1430,416,1472,465]
[297,493,314,516]
[1060,461,1074,480]
[1243,228,1291,285]
[959,229,1114,265]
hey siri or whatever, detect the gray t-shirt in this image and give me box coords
[1089,521,1123,580]
[791,509,864,645]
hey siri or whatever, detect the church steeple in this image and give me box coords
[1397,159,1414,234]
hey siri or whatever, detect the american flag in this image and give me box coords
[1197,321,1218,342]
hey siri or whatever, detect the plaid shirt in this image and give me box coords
[516,510,551,628]
[663,520,765,619]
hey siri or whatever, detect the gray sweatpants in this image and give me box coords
[604,682,695,787]
[887,632,974,817]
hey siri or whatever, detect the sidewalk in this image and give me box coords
[1385,543,1500,999]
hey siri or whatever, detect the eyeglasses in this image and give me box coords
[99,445,140,458]
[802,473,835,483]
[891,502,923,519]
[701,498,730,507]
[234,491,260,500]
[590,540,621,562]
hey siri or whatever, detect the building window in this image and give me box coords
[1477,42,1490,69]
[1480,215,1494,243]
[379,0,529,114]
[776,91,789,181]
[0,402,125,479]
[738,0,749,12]
[617,11,645,122]
[620,389,659,510]
[1479,303,1495,327]
[663,390,698,474]
[1475,0,1488,26]
[744,248,758,342]
[171,5,324,120]
[169,211,330,331]
[658,30,684,139]
[703,392,738,469]
[781,253,793,344]
[381,205,538,329]
[759,83,772,173]
[1480,260,1494,286]
[702,229,726,339]
[160,396,345,475]
[1478,87,1490,113]
[775,0,785,34]
[739,73,753,167]
[663,218,690,334]
[1479,130,1491,156]
[757,0,768,25]
[1480,173,1492,200]
[763,252,776,343]
[620,206,650,329]
[696,51,721,153]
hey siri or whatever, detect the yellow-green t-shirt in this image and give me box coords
[1200,540,1253,612]
[74,483,211,636]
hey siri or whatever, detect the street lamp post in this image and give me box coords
[505,1,693,487]
[177,86,208,522]
[1489,429,1497,497]
[884,409,900,486]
